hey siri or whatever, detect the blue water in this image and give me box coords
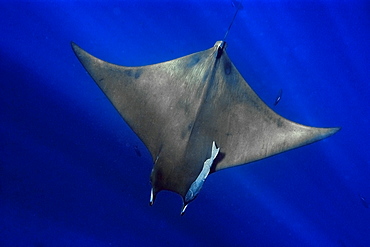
[1,1,369,246]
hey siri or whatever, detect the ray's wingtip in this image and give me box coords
[327,126,341,136]
[316,126,341,139]
[70,41,80,53]
[316,126,341,142]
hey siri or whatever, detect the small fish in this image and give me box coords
[359,194,369,208]
[274,89,283,106]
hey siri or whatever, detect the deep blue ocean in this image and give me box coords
[1,1,369,246]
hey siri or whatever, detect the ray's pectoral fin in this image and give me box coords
[180,141,220,215]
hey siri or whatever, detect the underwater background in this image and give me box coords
[1,1,369,246]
